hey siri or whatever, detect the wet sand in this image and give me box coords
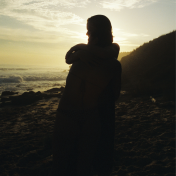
[0,93,175,176]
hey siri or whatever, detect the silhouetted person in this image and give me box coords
[49,15,121,176]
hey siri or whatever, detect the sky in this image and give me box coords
[0,0,175,68]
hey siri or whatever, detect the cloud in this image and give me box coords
[0,0,89,32]
[113,29,150,47]
[113,28,150,38]
[0,26,85,44]
[113,35,139,46]
[100,0,158,11]
[0,0,151,47]
[120,32,150,37]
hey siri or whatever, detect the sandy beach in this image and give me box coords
[0,91,175,176]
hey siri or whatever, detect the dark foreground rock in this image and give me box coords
[44,87,65,93]
[1,91,18,96]
[0,94,175,176]
[0,87,65,107]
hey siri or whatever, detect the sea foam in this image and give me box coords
[0,66,68,94]
[0,75,23,83]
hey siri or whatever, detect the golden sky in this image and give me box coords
[0,0,175,68]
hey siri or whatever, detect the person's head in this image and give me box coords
[87,15,113,47]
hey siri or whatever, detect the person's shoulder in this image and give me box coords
[112,43,120,51]
[112,43,120,48]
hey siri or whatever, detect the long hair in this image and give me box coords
[87,15,113,47]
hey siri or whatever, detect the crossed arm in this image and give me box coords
[65,43,120,65]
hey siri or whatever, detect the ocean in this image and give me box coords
[0,65,69,95]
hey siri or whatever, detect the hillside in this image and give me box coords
[118,52,131,60]
[120,31,175,99]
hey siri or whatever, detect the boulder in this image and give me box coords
[60,86,65,93]
[11,91,43,105]
[1,96,10,102]
[8,94,22,101]
[0,101,12,107]
[1,89,62,106]
[44,88,61,93]
[42,92,62,99]
[26,88,33,91]
[21,91,35,96]
[1,91,18,97]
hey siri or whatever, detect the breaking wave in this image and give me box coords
[0,66,68,94]
[23,75,66,82]
[0,68,28,71]
[0,76,23,83]
[0,74,67,84]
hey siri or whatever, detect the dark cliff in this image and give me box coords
[120,31,175,99]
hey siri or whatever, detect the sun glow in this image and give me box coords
[0,0,174,66]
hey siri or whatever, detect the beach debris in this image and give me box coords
[150,96,156,103]
[120,91,126,95]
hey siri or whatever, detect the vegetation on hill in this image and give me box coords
[118,52,131,61]
[120,31,175,99]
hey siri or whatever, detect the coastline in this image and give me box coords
[0,89,175,176]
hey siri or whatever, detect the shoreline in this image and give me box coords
[0,87,65,108]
